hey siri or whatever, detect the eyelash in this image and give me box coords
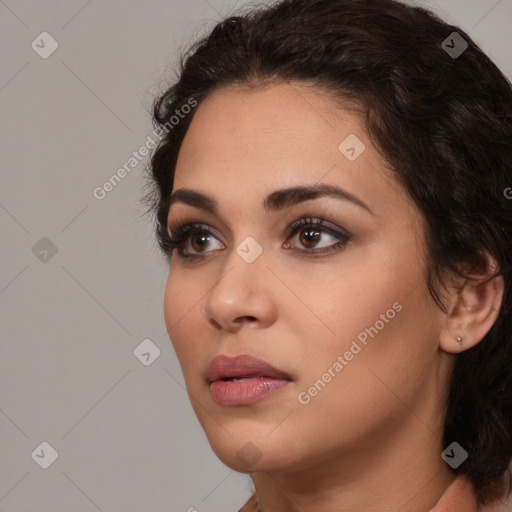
[166,217,352,261]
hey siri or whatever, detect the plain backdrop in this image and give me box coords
[1,0,511,511]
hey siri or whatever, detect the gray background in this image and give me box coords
[1,0,511,511]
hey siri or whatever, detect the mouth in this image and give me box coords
[219,375,270,382]
[206,354,292,406]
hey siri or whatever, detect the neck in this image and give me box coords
[250,418,456,512]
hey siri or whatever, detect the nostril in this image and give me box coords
[209,318,222,329]
[235,316,257,323]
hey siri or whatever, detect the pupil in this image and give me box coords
[192,234,209,251]
[301,228,320,248]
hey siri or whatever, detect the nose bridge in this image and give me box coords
[202,235,275,329]
[213,234,267,300]
[218,211,268,276]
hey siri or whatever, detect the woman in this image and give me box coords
[143,0,512,510]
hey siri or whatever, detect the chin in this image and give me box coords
[203,426,301,474]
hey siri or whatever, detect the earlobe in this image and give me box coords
[439,259,504,354]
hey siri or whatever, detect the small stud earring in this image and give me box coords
[456,336,463,350]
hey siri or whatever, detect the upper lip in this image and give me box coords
[206,354,292,384]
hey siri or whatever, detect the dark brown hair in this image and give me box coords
[142,0,512,505]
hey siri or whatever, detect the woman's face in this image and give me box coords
[164,82,452,475]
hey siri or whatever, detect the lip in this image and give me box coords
[206,354,292,406]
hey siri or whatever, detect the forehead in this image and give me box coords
[177,82,364,166]
[172,82,407,218]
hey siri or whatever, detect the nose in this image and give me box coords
[202,248,277,333]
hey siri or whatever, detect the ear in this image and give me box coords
[439,255,504,354]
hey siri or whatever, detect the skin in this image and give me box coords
[163,81,504,512]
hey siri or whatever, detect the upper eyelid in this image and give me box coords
[166,221,351,261]
[167,207,351,233]
[167,217,351,243]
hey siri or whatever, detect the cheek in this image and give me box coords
[287,250,431,407]
[163,269,204,366]
[291,281,435,442]
[163,271,179,333]
[279,253,401,358]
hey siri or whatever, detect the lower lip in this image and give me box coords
[209,378,290,405]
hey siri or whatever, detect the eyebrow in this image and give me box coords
[168,183,375,217]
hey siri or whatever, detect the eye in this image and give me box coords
[166,216,352,260]
[167,223,223,258]
[283,217,352,255]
